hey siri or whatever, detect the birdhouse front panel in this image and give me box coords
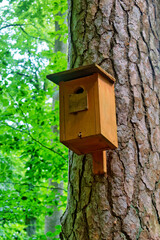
[59,72,118,155]
[59,73,101,153]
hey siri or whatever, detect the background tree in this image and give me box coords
[45,11,67,239]
[0,0,68,239]
[60,0,160,239]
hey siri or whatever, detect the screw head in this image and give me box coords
[78,132,82,138]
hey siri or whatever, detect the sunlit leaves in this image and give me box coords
[0,0,68,238]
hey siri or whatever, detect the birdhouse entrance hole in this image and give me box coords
[74,87,84,94]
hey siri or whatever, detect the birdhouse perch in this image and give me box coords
[47,64,118,175]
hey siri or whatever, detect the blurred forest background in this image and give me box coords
[0,0,68,239]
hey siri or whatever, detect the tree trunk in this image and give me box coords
[25,216,36,237]
[60,0,160,239]
[45,12,67,238]
[45,180,63,238]
[55,12,67,54]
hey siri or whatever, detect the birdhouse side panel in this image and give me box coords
[98,74,118,148]
[59,81,66,142]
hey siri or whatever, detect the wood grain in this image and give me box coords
[69,90,88,113]
[92,151,107,175]
[47,63,115,85]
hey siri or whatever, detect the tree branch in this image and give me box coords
[0,23,54,47]
[12,71,31,78]
[19,26,54,47]
[0,182,67,192]
[11,71,38,87]
[0,23,27,31]
[1,122,67,162]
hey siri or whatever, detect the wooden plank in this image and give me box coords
[92,151,107,175]
[94,73,101,135]
[62,74,98,142]
[69,90,88,113]
[46,63,115,85]
[61,134,116,155]
[59,81,66,142]
[98,74,118,148]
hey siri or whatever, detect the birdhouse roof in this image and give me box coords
[46,63,115,85]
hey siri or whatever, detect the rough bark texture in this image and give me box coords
[61,0,160,239]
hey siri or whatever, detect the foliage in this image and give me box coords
[0,0,68,239]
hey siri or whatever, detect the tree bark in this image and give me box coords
[60,0,160,239]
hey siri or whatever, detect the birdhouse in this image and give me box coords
[47,64,118,175]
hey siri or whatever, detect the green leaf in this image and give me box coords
[0,0,68,238]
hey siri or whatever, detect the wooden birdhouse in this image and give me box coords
[47,64,118,175]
